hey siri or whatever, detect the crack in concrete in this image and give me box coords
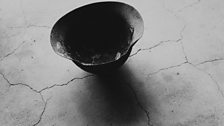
[130,24,186,58]
[0,72,39,92]
[8,25,51,29]
[177,0,201,12]
[0,72,93,125]
[126,83,153,126]
[188,57,224,99]
[129,47,151,58]
[11,0,51,30]
[38,74,94,93]
[176,23,224,100]
[148,61,188,77]
[179,26,189,63]
[33,96,51,126]
[0,71,93,93]
[180,40,188,62]
[0,72,47,126]
[146,57,224,100]
[129,39,179,58]
[133,25,187,77]
[176,24,186,43]
[145,29,188,76]
[162,0,201,13]
[205,72,224,99]
[129,40,177,58]
[0,41,26,62]
[195,58,224,66]
[188,63,224,100]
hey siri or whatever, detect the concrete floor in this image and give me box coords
[1,0,224,126]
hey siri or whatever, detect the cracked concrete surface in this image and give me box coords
[1,0,224,126]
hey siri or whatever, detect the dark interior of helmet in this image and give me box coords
[52,3,133,64]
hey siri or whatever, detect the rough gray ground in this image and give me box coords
[1,0,224,126]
